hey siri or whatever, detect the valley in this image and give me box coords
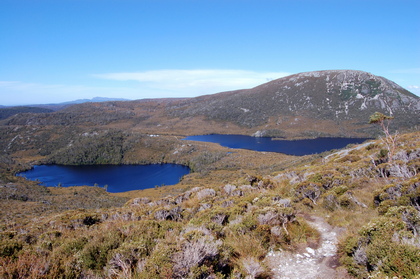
[0,70,419,278]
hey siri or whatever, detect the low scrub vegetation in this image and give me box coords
[0,104,419,278]
[0,171,322,278]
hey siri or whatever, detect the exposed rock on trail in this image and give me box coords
[265,215,350,279]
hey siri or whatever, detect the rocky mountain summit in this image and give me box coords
[273,70,419,116]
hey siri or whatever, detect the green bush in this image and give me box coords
[0,239,22,258]
[137,239,178,279]
[79,230,124,270]
[340,216,420,278]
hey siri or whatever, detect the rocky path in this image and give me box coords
[265,215,350,279]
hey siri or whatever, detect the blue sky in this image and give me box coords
[1,0,419,106]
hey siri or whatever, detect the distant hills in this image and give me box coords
[54,96,130,106]
[0,97,130,120]
[29,96,131,111]
[2,70,419,138]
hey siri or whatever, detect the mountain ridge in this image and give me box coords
[2,70,419,139]
[162,69,419,137]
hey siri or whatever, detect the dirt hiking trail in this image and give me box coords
[265,215,352,279]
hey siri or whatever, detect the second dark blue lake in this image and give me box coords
[183,134,369,156]
[17,164,190,193]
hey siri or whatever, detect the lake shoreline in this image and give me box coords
[16,163,191,193]
[183,134,370,156]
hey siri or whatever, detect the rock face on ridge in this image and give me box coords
[166,70,420,137]
[272,70,419,117]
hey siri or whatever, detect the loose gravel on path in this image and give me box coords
[265,215,351,279]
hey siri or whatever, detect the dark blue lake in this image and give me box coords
[17,164,190,193]
[183,134,369,156]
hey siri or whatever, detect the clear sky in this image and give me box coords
[1,0,419,106]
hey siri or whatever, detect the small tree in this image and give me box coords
[369,112,397,162]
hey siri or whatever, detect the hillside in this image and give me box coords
[0,106,54,121]
[164,70,420,137]
[3,70,418,140]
